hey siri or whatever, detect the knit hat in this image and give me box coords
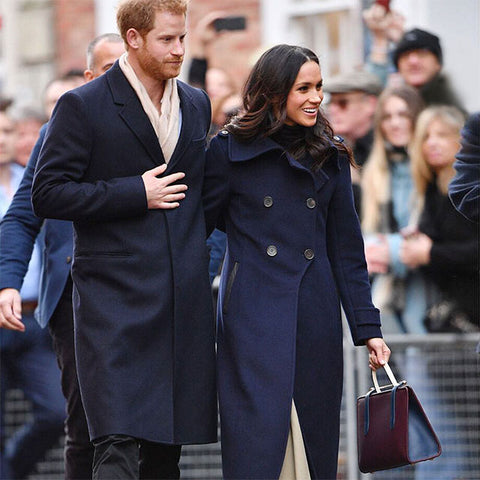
[393,28,443,67]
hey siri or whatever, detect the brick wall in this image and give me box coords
[51,0,260,89]
[53,0,96,74]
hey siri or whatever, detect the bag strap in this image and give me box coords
[363,363,403,435]
[372,362,399,393]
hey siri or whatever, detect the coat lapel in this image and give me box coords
[165,83,197,173]
[107,62,166,166]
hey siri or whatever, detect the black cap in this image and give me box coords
[393,28,443,67]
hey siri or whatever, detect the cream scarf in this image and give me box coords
[119,52,180,163]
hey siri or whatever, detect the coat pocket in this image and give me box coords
[222,261,239,315]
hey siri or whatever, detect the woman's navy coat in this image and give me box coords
[32,62,217,445]
[203,131,382,479]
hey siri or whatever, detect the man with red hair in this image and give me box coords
[32,1,217,478]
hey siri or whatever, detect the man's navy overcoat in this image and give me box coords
[203,131,382,479]
[32,62,217,444]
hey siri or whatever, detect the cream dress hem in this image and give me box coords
[278,400,311,480]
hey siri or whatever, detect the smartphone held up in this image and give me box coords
[213,16,247,32]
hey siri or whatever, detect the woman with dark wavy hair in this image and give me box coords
[203,44,390,480]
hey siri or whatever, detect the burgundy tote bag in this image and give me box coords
[357,363,442,473]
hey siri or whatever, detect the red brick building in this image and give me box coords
[0,0,262,106]
[54,0,96,75]
[52,0,261,92]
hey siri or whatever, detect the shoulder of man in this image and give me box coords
[178,79,207,101]
[178,79,210,114]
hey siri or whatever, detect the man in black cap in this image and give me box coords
[392,28,465,111]
[363,3,466,112]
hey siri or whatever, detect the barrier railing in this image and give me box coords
[3,333,479,479]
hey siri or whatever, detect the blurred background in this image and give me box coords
[0,0,479,113]
[0,1,479,479]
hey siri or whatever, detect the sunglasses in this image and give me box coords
[327,94,368,110]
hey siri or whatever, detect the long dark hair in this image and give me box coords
[226,44,353,168]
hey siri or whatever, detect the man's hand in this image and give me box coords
[0,288,25,331]
[142,164,188,209]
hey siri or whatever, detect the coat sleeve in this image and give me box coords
[0,125,47,291]
[449,112,480,223]
[203,134,231,236]
[326,156,382,345]
[32,91,148,222]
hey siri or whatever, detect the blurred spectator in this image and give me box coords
[188,12,247,286]
[0,101,65,479]
[361,84,426,335]
[324,69,383,214]
[12,107,46,167]
[210,92,242,137]
[188,11,223,89]
[324,70,382,165]
[84,32,125,82]
[0,101,18,194]
[205,67,235,100]
[43,73,84,119]
[0,33,125,479]
[402,105,478,332]
[449,111,480,223]
[187,10,238,100]
[400,105,477,479]
[363,4,466,113]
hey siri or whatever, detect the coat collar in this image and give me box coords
[107,61,199,170]
[226,131,341,170]
[224,131,341,192]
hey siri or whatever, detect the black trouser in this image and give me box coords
[92,434,181,480]
[48,276,94,479]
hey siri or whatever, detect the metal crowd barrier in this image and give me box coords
[3,333,478,479]
[341,332,480,480]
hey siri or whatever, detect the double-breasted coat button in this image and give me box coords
[304,249,315,260]
[66,256,72,264]
[264,196,273,208]
[306,198,316,209]
[267,245,278,257]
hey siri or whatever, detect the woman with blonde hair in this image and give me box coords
[400,105,478,480]
[361,84,425,334]
[401,105,478,330]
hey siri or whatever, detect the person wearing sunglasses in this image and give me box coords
[324,70,382,215]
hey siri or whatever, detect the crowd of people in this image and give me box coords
[0,0,478,479]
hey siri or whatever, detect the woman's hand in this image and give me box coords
[366,338,391,371]
[400,233,433,268]
[364,234,390,274]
